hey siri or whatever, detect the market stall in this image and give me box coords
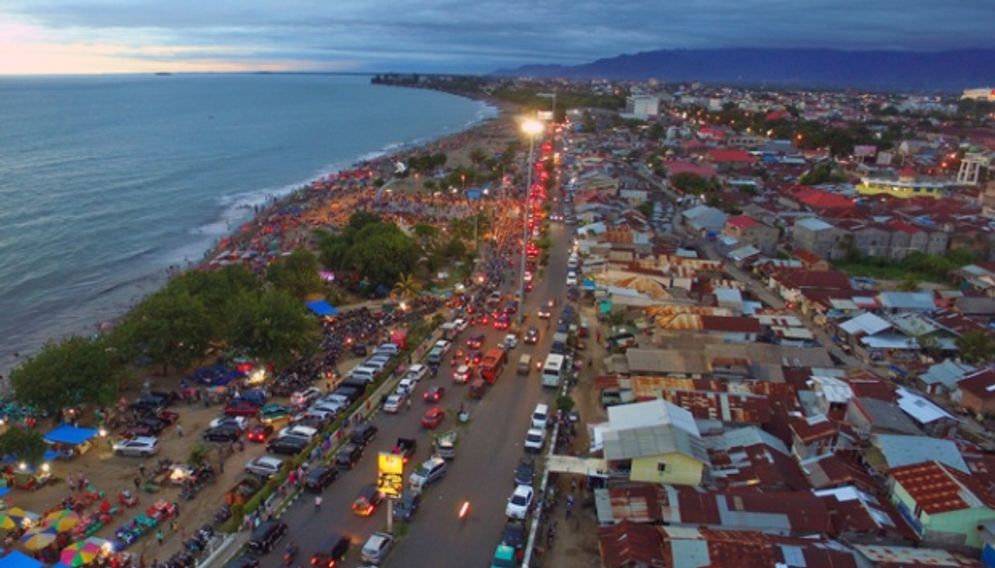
[43,426,99,460]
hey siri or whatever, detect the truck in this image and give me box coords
[480,348,507,384]
[392,438,417,464]
[550,332,569,355]
[434,430,458,460]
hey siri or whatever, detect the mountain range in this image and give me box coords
[494,48,995,92]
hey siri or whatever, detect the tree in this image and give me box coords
[226,288,319,370]
[113,285,213,374]
[174,265,261,331]
[10,336,121,413]
[0,428,47,465]
[412,223,439,245]
[897,276,920,292]
[441,237,467,260]
[392,273,421,300]
[266,249,322,300]
[468,148,487,168]
[956,330,995,365]
[636,201,654,218]
[916,334,942,360]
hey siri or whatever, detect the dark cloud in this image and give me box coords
[5,0,994,71]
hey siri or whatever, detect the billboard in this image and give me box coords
[377,452,404,497]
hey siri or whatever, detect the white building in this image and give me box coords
[623,95,660,120]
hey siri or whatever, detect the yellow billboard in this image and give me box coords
[377,452,404,497]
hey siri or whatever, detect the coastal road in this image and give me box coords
[249,224,572,568]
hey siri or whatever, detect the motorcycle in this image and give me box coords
[283,543,298,566]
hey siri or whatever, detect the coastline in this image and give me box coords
[0,86,504,380]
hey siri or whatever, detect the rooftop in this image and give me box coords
[890,460,995,515]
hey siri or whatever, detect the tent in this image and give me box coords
[0,551,43,568]
[305,300,338,317]
[43,426,98,446]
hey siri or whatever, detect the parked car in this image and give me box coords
[335,443,364,470]
[383,393,407,414]
[349,423,378,448]
[202,425,241,443]
[405,364,428,382]
[392,491,421,522]
[309,533,350,567]
[524,428,545,453]
[113,436,159,457]
[423,386,445,403]
[247,520,287,554]
[375,343,400,355]
[514,459,536,487]
[304,466,339,493]
[352,485,384,517]
[360,532,393,565]
[408,456,447,491]
[209,416,248,430]
[224,400,260,418]
[267,436,308,456]
[258,403,291,425]
[290,387,322,408]
[244,456,284,478]
[505,485,534,519]
[531,403,549,430]
[396,378,418,396]
[227,555,259,568]
[277,425,318,442]
[421,407,445,430]
[392,438,417,463]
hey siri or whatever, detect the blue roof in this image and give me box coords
[44,425,99,446]
[0,551,43,568]
[305,300,338,317]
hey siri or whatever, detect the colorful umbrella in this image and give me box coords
[60,539,105,567]
[3,507,37,529]
[21,525,58,550]
[0,515,16,531]
[44,509,80,533]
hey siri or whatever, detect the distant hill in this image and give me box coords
[494,48,995,92]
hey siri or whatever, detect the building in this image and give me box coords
[962,87,995,102]
[889,460,995,548]
[723,215,779,255]
[599,400,708,485]
[955,368,995,417]
[856,170,950,199]
[792,217,845,260]
[918,360,978,397]
[623,95,660,120]
[681,205,728,236]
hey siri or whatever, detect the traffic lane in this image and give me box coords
[389,225,571,567]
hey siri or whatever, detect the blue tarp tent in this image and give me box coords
[43,425,98,446]
[306,300,338,317]
[0,551,43,568]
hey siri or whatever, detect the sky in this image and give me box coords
[1,0,994,75]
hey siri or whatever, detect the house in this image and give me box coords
[792,217,845,260]
[681,205,728,236]
[956,368,995,417]
[889,460,995,547]
[792,248,830,271]
[845,397,922,437]
[704,426,810,490]
[788,414,854,460]
[769,268,853,305]
[918,360,977,398]
[699,315,761,343]
[871,434,969,474]
[706,148,759,171]
[623,95,659,119]
[894,387,958,438]
[853,544,985,568]
[723,214,779,255]
[599,400,708,485]
[877,291,937,313]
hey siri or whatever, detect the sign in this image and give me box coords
[377,452,404,497]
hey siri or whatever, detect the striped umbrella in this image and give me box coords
[60,538,105,567]
[21,525,58,550]
[4,507,37,529]
[0,515,16,531]
[44,509,81,533]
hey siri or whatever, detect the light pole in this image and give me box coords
[519,119,544,326]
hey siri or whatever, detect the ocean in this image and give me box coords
[0,73,495,376]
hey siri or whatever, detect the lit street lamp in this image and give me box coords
[518,118,544,325]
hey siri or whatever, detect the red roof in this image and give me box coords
[667,486,833,534]
[708,148,758,164]
[773,268,853,291]
[662,160,717,179]
[766,110,791,122]
[957,368,995,401]
[701,315,762,334]
[597,521,665,568]
[792,187,856,210]
[886,219,922,234]
[891,461,995,514]
[726,214,761,230]
[792,248,823,265]
[789,414,838,443]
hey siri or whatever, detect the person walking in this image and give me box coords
[314,495,322,511]
[155,529,164,546]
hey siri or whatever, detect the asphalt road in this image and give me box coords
[252,223,572,568]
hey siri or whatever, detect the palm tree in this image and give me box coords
[392,273,421,300]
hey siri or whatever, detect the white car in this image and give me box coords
[405,364,428,382]
[209,416,248,430]
[565,273,578,286]
[113,436,159,457]
[311,400,346,416]
[434,339,452,354]
[244,455,284,478]
[360,532,394,565]
[383,393,406,414]
[524,428,546,453]
[531,403,550,430]
[503,334,519,349]
[376,343,400,355]
[505,484,535,519]
[397,377,418,395]
[277,425,318,442]
[453,365,472,384]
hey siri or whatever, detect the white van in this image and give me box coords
[349,365,377,383]
[531,403,549,429]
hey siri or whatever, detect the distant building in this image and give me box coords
[723,214,779,255]
[792,217,844,260]
[962,87,995,102]
[623,95,659,120]
[856,169,950,199]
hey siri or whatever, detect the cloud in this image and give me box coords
[1,0,993,74]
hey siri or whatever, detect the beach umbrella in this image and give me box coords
[60,541,100,567]
[44,509,81,532]
[1,507,37,529]
[0,515,16,531]
[21,525,58,550]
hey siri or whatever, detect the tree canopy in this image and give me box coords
[956,330,995,365]
[0,428,47,465]
[316,213,422,295]
[10,336,120,412]
[226,288,319,369]
[266,249,322,300]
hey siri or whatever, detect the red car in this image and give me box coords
[421,407,445,429]
[467,350,483,366]
[224,401,260,417]
[423,386,445,403]
[476,314,490,326]
[246,424,274,443]
[493,315,510,330]
[466,335,484,350]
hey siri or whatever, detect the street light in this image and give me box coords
[518,119,544,325]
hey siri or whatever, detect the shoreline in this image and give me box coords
[0,87,506,380]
